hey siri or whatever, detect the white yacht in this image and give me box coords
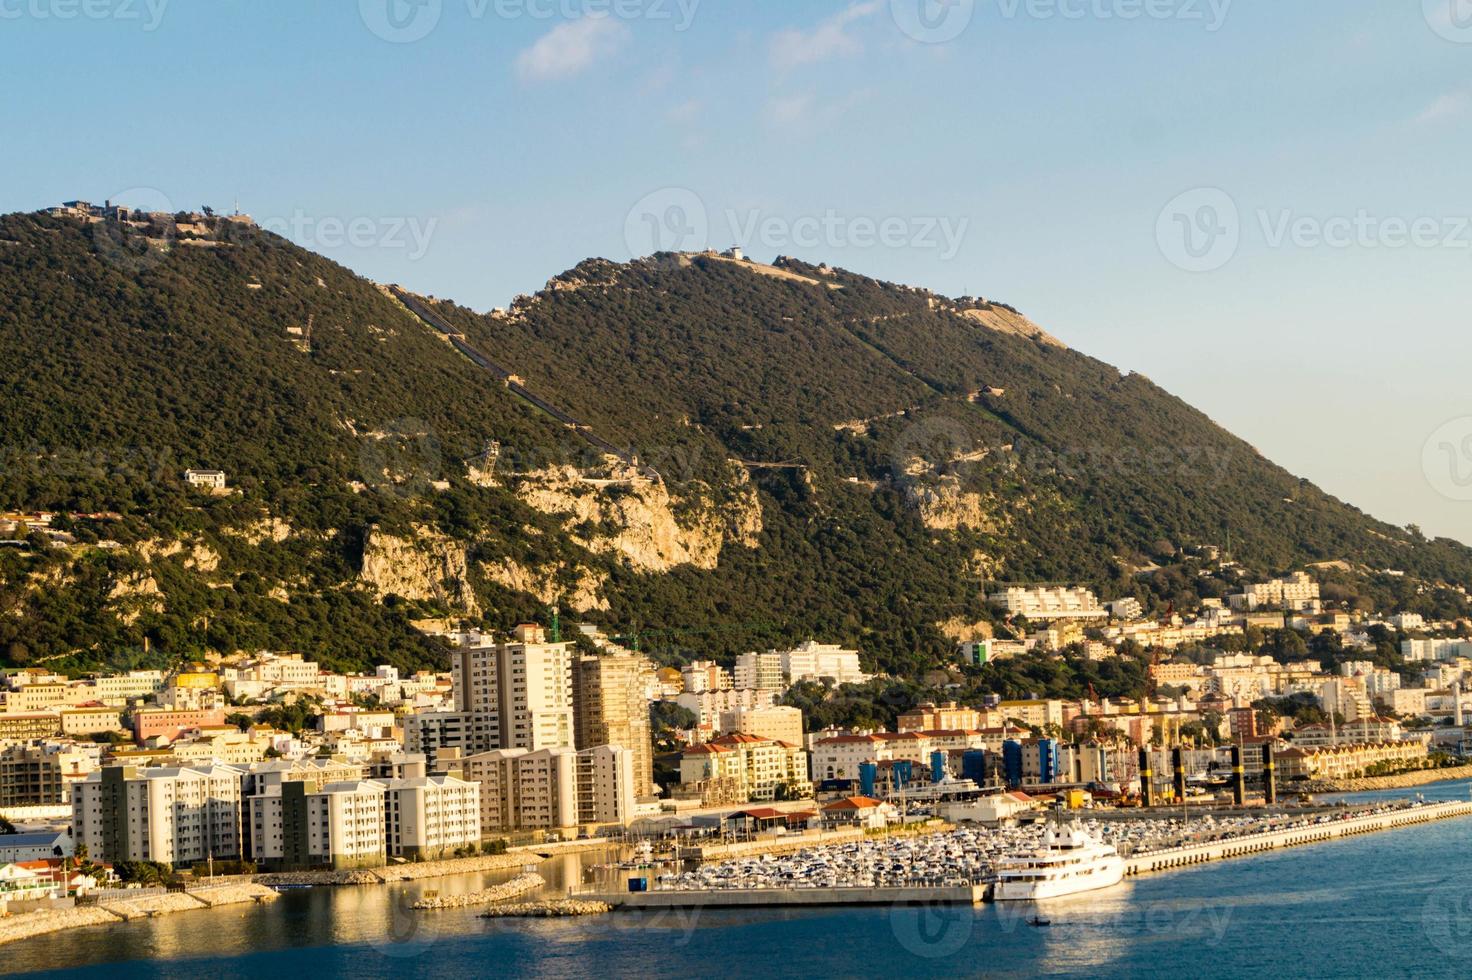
[991,823,1125,901]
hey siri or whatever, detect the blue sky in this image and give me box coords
[4,0,1471,545]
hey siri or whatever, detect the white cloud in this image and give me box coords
[767,93,816,126]
[1413,89,1471,125]
[515,15,630,83]
[667,98,703,126]
[770,1,882,71]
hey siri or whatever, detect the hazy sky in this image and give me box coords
[4,1,1470,545]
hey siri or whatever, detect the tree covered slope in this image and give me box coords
[0,214,1466,677]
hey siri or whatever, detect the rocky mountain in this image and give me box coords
[0,209,1467,677]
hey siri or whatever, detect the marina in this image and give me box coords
[583,797,1472,909]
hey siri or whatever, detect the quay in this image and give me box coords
[583,884,987,909]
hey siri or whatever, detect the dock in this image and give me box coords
[583,884,987,909]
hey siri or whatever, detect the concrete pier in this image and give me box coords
[585,884,988,909]
[1122,800,1472,876]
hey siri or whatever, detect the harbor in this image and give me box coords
[581,797,1472,909]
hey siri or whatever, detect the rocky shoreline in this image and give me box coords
[478,899,612,918]
[256,851,537,888]
[0,884,279,947]
[410,873,545,910]
[1307,764,1472,794]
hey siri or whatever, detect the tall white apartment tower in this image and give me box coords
[498,624,576,751]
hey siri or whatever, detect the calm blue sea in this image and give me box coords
[11,780,1472,978]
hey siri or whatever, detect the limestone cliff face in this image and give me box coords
[510,462,762,574]
[359,525,481,616]
[904,478,996,533]
[480,559,609,613]
[935,616,994,644]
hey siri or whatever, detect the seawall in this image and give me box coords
[1122,800,1472,875]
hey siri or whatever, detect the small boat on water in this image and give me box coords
[992,822,1125,901]
[1027,917,1051,928]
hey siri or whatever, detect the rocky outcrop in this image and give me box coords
[359,525,480,616]
[480,559,609,613]
[904,479,996,533]
[511,463,761,574]
[935,617,993,643]
[479,899,611,918]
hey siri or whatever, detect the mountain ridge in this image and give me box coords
[0,207,1467,677]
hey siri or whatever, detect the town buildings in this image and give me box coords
[987,586,1107,621]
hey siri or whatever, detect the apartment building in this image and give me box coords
[446,625,574,754]
[462,744,635,835]
[574,652,655,797]
[0,741,100,806]
[383,775,481,860]
[676,687,779,734]
[678,732,809,803]
[250,779,387,871]
[987,587,1107,621]
[780,641,869,685]
[719,704,804,747]
[72,764,245,866]
[733,652,784,691]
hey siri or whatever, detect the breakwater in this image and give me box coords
[479,899,613,918]
[410,873,544,910]
[1306,764,1472,794]
[1122,799,1472,875]
[256,851,537,887]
